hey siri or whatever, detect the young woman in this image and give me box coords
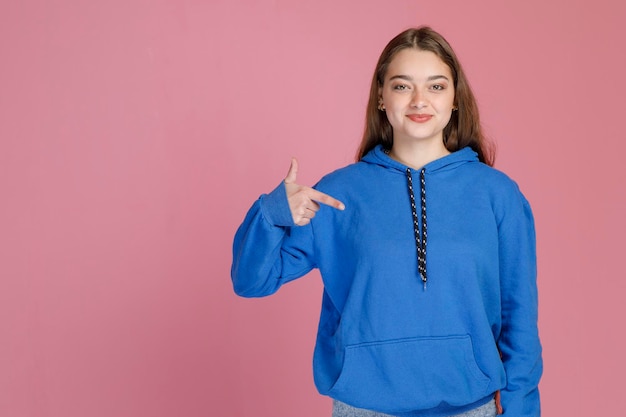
[231,27,542,417]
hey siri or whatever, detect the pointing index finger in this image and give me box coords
[309,189,345,211]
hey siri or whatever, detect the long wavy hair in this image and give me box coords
[356,27,494,166]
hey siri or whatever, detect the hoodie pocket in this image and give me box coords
[328,335,491,412]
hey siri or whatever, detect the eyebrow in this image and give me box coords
[388,74,450,82]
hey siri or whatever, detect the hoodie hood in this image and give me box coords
[361,144,480,290]
[362,144,480,174]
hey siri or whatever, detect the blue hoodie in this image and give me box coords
[231,145,542,417]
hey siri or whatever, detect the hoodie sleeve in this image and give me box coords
[497,188,543,416]
[231,182,316,297]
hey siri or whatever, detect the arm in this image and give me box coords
[497,189,543,416]
[231,182,314,297]
[231,158,344,297]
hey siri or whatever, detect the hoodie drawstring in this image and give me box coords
[406,168,428,290]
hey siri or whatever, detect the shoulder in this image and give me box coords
[478,165,534,224]
[314,161,374,191]
[456,162,532,219]
[466,162,525,197]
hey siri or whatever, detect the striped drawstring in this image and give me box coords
[406,167,428,290]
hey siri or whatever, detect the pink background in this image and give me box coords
[1,1,624,416]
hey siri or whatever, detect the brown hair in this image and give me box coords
[356,26,495,166]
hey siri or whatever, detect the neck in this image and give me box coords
[388,139,451,170]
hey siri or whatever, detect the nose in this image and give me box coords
[411,89,427,109]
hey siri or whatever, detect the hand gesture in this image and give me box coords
[284,158,345,226]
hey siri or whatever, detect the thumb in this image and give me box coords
[284,157,298,184]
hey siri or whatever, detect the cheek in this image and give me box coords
[438,97,455,113]
[441,110,455,129]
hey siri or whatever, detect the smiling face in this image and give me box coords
[379,48,456,147]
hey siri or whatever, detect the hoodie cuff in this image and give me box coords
[260,182,295,227]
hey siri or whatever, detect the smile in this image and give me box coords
[407,114,433,123]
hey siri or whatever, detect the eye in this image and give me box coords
[393,84,410,91]
[431,84,446,91]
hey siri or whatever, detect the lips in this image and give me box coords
[407,114,433,123]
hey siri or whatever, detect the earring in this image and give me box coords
[452,106,458,111]
[378,100,385,111]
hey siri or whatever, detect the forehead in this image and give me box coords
[385,48,452,80]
